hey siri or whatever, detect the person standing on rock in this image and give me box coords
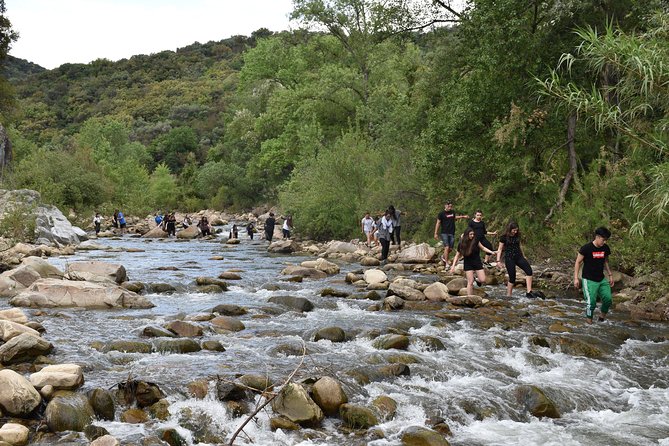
[265,213,276,242]
[282,215,293,239]
[389,205,402,248]
[574,226,614,324]
[434,201,469,268]
[93,212,102,235]
[450,227,497,296]
[198,216,211,237]
[361,212,375,247]
[112,210,119,229]
[376,209,394,263]
[497,221,535,298]
[468,210,497,267]
[116,210,127,234]
[165,212,177,237]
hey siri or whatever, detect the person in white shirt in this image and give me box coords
[361,212,375,247]
[282,215,293,239]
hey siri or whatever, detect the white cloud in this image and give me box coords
[6,0,294,69]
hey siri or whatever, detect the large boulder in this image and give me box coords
[423,282,450,302]
[311,376,348,416]
[176,225,200,239]
[401,426,451,446]
[269,296,315,312]
[268,240,299,253]
[0,332,53,365]
[0,263,44,297]
[339,403,379,429]
[446,278,467,294]
[45,390,95,432]
[0,369,42,416]
[88,388,115,421]
[165,320,203,337]
[364,269,387,285]
[142,225,168,238]
[515,385,560,418]
[373,334,410,351]
[280,266,327,279]
[0,308,29,324]
[10,278,154,309]
[389,283,426,301]
[395,243,436,264]
[300,258,340,275]
[325,241,358,254]
[0,319,40,341]
[35,203,88,246]
[30,364,84,390]
[210,316,245,332]
[0,423,30,446]
[65,261,127,284]
[314,326,346,343]
[271,383,324,427]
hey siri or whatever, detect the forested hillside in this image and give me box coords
[1,0,668,297]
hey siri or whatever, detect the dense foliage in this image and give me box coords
[1,0,668,296]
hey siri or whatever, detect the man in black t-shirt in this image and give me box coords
[434,201,469,267]
[573,227,615,324]
[265,213,276,242]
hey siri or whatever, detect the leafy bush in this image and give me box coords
[0,202,36,243]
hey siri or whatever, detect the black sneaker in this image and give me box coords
[475,279,482,287]
[598,316,606,322]
[526,291,536,298]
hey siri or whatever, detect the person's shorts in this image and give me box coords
[120,223,127,229]
[440,233,455,248]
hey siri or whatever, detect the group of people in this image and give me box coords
[433,200,613,323]
[262,213,293,242]
[93,210,126,235]
[360,205,402,262]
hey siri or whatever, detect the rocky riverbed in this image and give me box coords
[0,227,667,446]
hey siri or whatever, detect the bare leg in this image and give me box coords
[506,281,513,297]
[526,275,533,294]
[476,269,486,286]
[443,246,451,264]
[466,270,474,295]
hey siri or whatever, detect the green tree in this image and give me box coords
[148,163,178,209]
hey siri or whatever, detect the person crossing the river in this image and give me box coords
[497,221,535,298]
[468,210,497,267]
[574,226,615,324]
[450,227,497,296]
[434,201,469,268]
[265,213,276,242]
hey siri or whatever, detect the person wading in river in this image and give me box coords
[497,221,535,298]
[450,227,497,296]
[434,201,469,267]
[265,213,276,242]
[574,226,614,324]
[468,210,497,267]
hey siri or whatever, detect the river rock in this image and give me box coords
[201,339,226,351]
[311,376,348,416]
[0,308,28,324]
[212,304,247,316]
[0,423,29,446]
[446,295,484,307]
[121,408,149,423]
[210,316,245,332]
[45,390,95,432]
[270,417,300,431]
[34,202,88,246]
[65,261,127,284]
[10,278,154,309]
[0,320,40,342]
[383,296,405,310]
[0,332,53,365]
[372,395,397,420]
[364,269,387,285]
[423,282,450,301]
[389,283,425,301]
[457,287,487,297]
[142,226,168,238]
[401,426,451,446]
[373,334,410,350]
[556,337,603,358]
[325,241,357,254]
[88,388,115,421]
[151,338,201,354]
[280,266,327,279]
[340,403,379,429]
[0,369,41,416]
[301,258,340,275]
[103,340,152,353]
[141,325,177,338]
[238,374,273,392]
[133,381,164,408]
[395,243,436,264]
[314,326,346,343]
[268,239,298,253]
[30,363,84,390]
[515,385,560,418]
[177,225,200,239]
[149,282,176,293]
[0,266,40,297]
[446,278,467,294]
[165,321,203,337]
[149,399,170,420]
[269,295,314,312]
[90,435,120,446]
[271,383,324,427]
[76,240,109,251]
[218,271,242,280]
[216,381,247,401]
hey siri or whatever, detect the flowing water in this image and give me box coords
[8,232,669,446]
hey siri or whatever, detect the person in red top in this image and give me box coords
[573,227,614,324]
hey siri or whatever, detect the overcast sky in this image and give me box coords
[6,0,294,69]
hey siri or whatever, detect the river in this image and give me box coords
[17,232,669,446]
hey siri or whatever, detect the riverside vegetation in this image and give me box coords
[0,5,667,295]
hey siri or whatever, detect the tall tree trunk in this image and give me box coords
[0,124,12,180]
[544,113,577,223]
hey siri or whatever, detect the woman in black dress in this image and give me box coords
[450,227,497,295]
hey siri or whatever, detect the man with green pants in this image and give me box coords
[574,227,615,324]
